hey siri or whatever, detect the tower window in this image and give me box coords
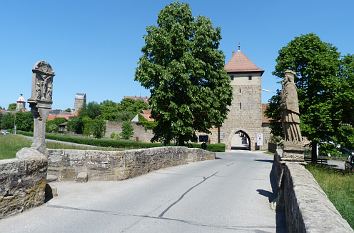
[230,75,234,80]
[248,76,252,80]
[239,88,241,93]
[239,102,242,109]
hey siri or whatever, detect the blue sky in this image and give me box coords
[1,0,353,110]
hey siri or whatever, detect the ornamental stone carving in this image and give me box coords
[280,70,304,161]
[29,61,55,104]
[281,70,302,143]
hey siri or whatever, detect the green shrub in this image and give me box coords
[16,130,225,152]
[189,143,226,152]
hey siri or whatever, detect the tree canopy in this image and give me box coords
[267,33,353,158]
[135,2,232,145]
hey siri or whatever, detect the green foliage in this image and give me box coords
[67,117,84,134]
[1,113,14,129]
[80,101,101,119]
[17,130,163,149]
[138,114,157,130]
[135,2,232,145]
[91,118,106,138]
[7,103,16,111]
[46,118,67,133]
[120,121,134,140]
[15,111,33,131]
[307,164,354,228]
[264,89,283,138]
[81,117,106,138]
[189,143,226,152]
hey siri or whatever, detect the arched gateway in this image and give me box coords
[231,130,251,150]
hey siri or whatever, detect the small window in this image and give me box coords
[230,75,234,80]
[248,76,252,80]
[239,88,241,93]
[239,102,242,109]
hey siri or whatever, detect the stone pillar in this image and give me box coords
[28,61,55,155]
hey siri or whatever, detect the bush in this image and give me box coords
[16,130,225,152]
[120,121,134,140]
[189,143,226,152]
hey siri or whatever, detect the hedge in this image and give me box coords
[17,131,225,152]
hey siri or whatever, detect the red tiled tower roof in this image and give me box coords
[225,49,264,74]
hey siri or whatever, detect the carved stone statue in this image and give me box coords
[281,70,302,142]
[280,70,304,161]
[29,61,55,104]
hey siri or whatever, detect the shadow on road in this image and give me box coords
[256,160,287,233]
[254,159,273,163]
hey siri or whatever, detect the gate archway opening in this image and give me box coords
[231,130,251,150]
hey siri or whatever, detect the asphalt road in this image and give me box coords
[0,151,286,233]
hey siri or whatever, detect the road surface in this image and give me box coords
[0,151,286,233]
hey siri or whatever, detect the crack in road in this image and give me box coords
[47,204,276,232]
[158,171,218,218]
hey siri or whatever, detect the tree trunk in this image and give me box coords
[217,127,221,144]
[311,142,317,163]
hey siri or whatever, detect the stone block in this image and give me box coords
[76,172,88,183]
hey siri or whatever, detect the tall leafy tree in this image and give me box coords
[135,2,232,145]
[333,54,354,149]
[15,112,33,131]
[271,33,341,161]
[120,121,134,140]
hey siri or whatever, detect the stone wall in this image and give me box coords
[48,147,215,181]
[0,156,47,219]
[274,152,353,233]
[105,121,154,142]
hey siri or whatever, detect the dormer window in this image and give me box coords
[248,76,252,80]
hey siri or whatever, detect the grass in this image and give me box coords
[306,164,354,229]
[0,135,122,160]
[0,135,31,160]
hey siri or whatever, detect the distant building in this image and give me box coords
[74,93,86,114]
[16,94,26,112]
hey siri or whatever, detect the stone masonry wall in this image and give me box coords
[0,156,47,219]
[48,147,215,181]
[105,121,154,142]
[274,152,353,233]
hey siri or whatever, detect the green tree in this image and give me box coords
[271,33,341,161]
[15,112,33,131]
[80,102,101,119]
[333,54,354,149]
[120,121,134,140]
[135,2,232,145]
[91,118,106,138]
[1,113,14,130]
[264,89,283,138]
[100,100,120,121]
[7,103,16,111]
[46,118,67,133]
[67,117,84,134]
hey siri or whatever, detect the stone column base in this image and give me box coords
[282,142,305,162]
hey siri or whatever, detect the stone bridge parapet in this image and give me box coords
[274,151,353,233]
[48,147,215,181]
